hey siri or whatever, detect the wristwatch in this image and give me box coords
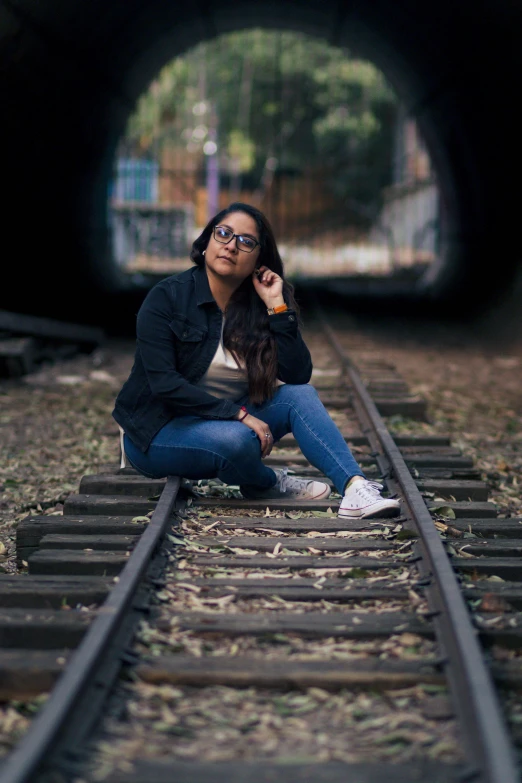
[267,303,288,315]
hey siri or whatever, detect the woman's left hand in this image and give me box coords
[252,266,285,310]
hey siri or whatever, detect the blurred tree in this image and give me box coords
[312,59,397,215]
[124,30,398,216]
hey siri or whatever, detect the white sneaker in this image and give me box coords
[241,468,331,501]
[339,479,401,519]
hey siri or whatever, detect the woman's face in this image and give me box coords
[204,211,261,284]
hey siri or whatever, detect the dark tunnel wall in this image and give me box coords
[1,0,521,332]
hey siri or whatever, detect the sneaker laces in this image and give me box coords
[351,480,384,501]
[276,469,309,496]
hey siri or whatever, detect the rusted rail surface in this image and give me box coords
[0,478,181,783]
[0,315,520,782]
[315,305,519,783]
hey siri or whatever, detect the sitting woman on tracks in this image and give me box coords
[112,202,400,520]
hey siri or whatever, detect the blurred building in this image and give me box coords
[370,105,439,271]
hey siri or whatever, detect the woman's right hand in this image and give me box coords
[238,413,274,457]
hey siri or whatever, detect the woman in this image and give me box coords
[112,202,400,519]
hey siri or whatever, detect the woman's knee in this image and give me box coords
[275,383,319,406]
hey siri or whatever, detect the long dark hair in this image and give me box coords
[191,202,300,404]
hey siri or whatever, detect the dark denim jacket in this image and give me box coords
[112,265,313,452]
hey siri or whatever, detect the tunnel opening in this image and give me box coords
[107,29,442,305]
[1,0,520,333]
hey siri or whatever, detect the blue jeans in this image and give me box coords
[123,384,365,495]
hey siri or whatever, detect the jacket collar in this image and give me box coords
[193,264,216,306]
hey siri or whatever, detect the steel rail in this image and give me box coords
[315,306,519,783]
[0,475,181,783]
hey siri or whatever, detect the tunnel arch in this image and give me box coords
[1,0,520,331]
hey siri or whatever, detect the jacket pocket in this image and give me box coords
[169,317,207,343]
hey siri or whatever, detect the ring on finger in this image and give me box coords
[265,433,271,439]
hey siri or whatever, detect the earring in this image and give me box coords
[202,250,206,256]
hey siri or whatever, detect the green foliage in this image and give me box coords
[124,29,398,212]
[227,130,256,173]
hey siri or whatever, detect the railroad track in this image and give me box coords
[0,308,521,783]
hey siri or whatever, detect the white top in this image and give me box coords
[196,321,249,401]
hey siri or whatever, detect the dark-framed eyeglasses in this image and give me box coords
[213,225,260,253]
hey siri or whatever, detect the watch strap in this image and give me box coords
[267,303,288,315]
